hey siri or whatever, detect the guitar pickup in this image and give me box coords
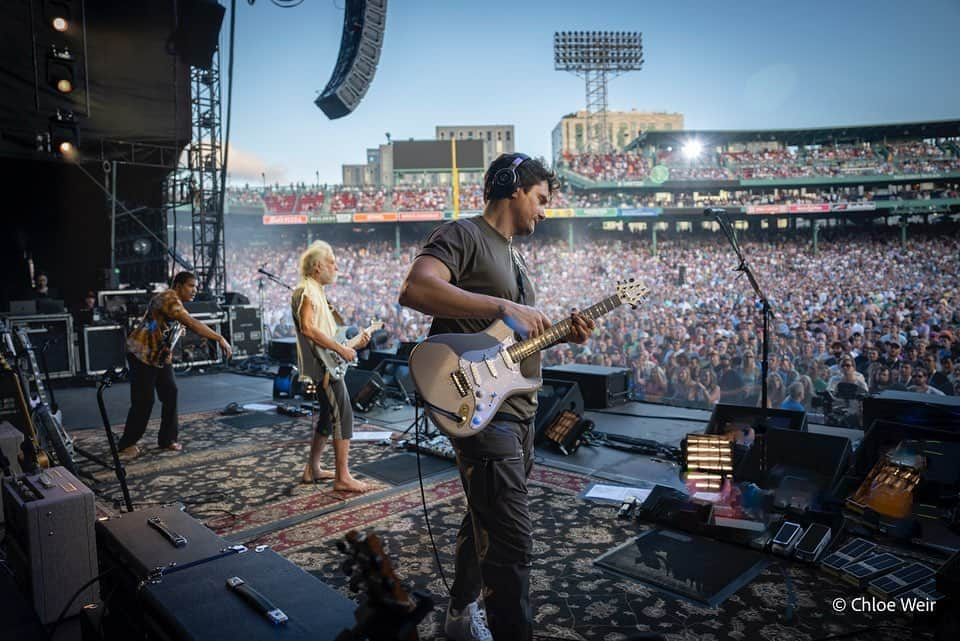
[484,359,498,378]
[450,369,471,398]
[469,362,482,386]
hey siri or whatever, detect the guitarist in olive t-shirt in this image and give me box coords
[399,154,594,641]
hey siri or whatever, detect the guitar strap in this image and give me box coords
[510,246,527,306]
[327,302,346,327]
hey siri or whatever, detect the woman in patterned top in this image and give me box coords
[117,272,232,458]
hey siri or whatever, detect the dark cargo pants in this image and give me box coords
[450,417,534,641]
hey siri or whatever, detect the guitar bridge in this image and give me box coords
[450,369,471,398]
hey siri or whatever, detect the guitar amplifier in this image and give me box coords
[96,504,238,639]
[80,324,127,376]
[542,364,632,409]
[226,305,263,359]
[139,547,357,641]
[1,466,98,623]
[7,314,77,379]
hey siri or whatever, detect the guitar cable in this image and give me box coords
[413,398,453,595]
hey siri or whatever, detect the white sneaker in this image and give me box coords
[444,601,493,641]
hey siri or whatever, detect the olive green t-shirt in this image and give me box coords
[417,216,539,420]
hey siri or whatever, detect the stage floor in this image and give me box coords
[15,371,922,641]
[56,370,862,491]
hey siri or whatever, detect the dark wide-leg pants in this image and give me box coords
[118,353,179,450]
[450,417,534,641]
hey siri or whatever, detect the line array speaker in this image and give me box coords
[315,0,387,119]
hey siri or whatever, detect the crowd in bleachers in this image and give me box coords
[221,225,960,426]
[559,141,960,183]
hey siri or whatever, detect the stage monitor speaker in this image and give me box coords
[345,369,383,412]
[541,364,631,409]
[268,337,298,363]
[80,324,126,376]
[534,379,584,444]
[223,292,250,305]
[764,428,852,493]
[315,0,387,119]
[862,390,960,434]
[172,0,226,70]
[705,403,807,436]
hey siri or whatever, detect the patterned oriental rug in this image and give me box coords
[266,467,913,641]
[72,414,914,640]
[71,410,396,535]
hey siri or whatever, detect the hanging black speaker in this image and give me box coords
[315,0,387,119]
[171,0,225,70]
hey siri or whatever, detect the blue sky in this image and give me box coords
[222,0,960,186]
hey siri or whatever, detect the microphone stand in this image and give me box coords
[706,208,775,409]
[256,267,293,355]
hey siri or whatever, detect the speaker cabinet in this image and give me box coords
[315,0,387,119]
[81,324,126,376]
[344,369,383,412]
[172,0,226,70]
[534,379,584,443]
[541,364,631,409]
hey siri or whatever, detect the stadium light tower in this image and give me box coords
[554,31,643,153]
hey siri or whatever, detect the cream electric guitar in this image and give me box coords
[408,279,648,438]
[311,321,384,380]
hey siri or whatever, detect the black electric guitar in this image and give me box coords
[408,279,649,438]
[335,530,433,641]
[14,327,77,474]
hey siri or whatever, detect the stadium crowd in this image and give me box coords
[557,142,960,183]
[222,225,960,425]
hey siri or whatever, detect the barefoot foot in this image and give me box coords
[333,476,372,493]
[301,467,336,483]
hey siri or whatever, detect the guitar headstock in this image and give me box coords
[337,530,411,608]
[336,530,432,641]
[615,278,649,309]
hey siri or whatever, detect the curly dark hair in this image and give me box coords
[483,153,559,202]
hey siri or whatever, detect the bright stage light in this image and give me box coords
[682,140,703,160]
[52,16,68,32]
[58,141,77,159]
[56,78,73,93]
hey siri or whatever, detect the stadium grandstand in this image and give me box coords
[215,118,960,427]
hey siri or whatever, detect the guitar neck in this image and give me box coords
[506,294,622,363]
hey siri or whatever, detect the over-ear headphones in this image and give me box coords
[491,153,530,197]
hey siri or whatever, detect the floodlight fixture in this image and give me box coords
[553,30,643,72]
[52,16,68,32]
[682,140,703,160]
